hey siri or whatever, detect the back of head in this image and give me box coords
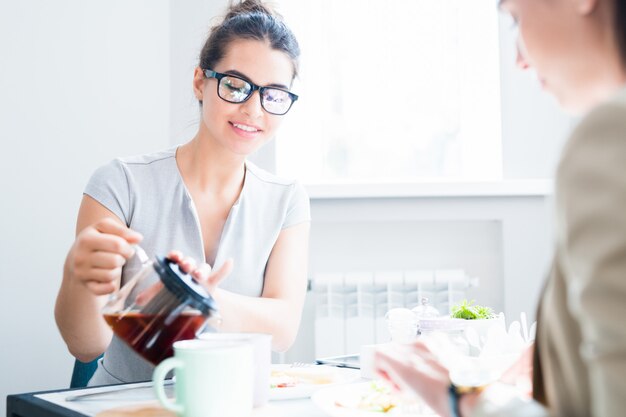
[199,0,300,79]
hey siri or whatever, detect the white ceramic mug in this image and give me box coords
[199,332,272,407]
[153,339,253,417]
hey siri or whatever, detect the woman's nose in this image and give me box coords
[240,90,264,118]
[516,38,530,70]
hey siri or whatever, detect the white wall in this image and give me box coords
[0,0,170,410]
[0,0,573,407]
[498,14,576,177]
[170,0,223,145]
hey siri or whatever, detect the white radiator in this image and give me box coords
[312,270,478,358]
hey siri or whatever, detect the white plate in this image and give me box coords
[269,364,360,401]
[311,382,435,417]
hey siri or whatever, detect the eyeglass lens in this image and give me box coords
[217,75,293,115]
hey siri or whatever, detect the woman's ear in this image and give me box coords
[575,0,599,15]
[193,67,205,101]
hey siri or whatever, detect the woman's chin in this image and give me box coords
[554,82,612,115]
[552,88,591,116]
[229,139,269,157]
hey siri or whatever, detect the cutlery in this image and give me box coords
[290,362,313,368]
[465,326,481,352]
[520,312,529,343]
[65,380,173,402]
[107,245,152,304]
[529,322,537,342]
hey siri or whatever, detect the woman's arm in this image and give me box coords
[210,222,310,351]
[375,341,549,417]
[54,195,141,362]
[464,102,626,417]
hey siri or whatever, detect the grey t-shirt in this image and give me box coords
[83,147,310,385]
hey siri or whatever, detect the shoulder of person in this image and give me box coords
[568,89,626,148]
[92,147,176,171]
[91,147,177,180]
[244,162,311,227]
[88,147,177,193]
[245,160,301,188]
[559,89,626,171]
[115,147,177,167]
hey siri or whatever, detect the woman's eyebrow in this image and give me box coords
[224,69,289,89]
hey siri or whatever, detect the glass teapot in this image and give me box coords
[411,297,440,335]
[101,246,219,365]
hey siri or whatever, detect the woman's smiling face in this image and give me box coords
[194,38,295,156]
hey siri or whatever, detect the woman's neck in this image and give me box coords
[176,133,245,196]
[590,21,626,106]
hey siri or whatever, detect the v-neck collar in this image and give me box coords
[171,146,248,265]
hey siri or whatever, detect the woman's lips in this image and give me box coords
[229,121,262,139]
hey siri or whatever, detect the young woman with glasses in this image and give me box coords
[376,0,626,416]
[54,0,310,386]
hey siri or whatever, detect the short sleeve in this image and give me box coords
[282,181,310,229]
[83,159,131,225]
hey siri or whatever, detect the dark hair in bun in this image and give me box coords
[199,0,300,78]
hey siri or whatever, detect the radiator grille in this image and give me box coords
[312,269,478,358]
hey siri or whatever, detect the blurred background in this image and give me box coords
[0,0,574,409]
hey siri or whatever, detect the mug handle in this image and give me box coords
[153,357,184,414]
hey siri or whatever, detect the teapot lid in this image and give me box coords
[154,256,217,315]
[411,297,440,319]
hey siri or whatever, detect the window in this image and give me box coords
[276,0,502,183]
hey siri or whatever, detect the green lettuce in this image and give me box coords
[450,299,495,320]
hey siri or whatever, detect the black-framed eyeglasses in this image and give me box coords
[203,69,298,116]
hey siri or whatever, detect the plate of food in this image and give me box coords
[311,380,435,416]
[269,364,360,400]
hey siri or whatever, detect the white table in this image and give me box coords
[27,381,336,417]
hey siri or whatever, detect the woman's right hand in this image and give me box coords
[134,251,234,306]
[375,341,453,417]
[66,217,143,295]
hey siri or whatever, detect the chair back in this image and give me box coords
[70,355,102,388]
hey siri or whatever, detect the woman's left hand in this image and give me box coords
[135,250,233,305]
[375,340,452,417]
[499,342,534,397]
[166,250,233,294]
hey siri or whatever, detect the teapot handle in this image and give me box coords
[102,246,153,313]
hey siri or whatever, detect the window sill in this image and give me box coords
[304,179,553,200]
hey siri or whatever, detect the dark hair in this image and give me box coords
[199,0,300,79]
[615,0,626,65]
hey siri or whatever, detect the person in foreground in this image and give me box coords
[54,0,310,386]
[375,0,626,416]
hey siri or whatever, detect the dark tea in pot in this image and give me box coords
[103,311,208,365]
[102,254,218,365]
